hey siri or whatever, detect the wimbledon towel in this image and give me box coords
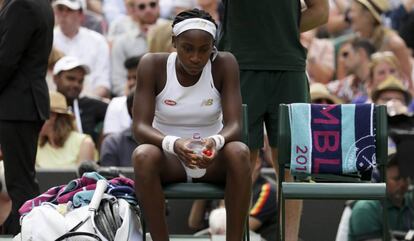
[289,103,376,175]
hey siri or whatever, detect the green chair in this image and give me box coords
[277,104,389,241]
[142,104,250,241]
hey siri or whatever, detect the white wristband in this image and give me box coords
[162,135,180,155]
[210,134,225,150]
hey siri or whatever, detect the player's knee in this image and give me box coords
[223,142,251,173]
[132,144,163,176]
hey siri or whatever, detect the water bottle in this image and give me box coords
[184,133,207,178]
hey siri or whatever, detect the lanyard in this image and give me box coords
[73,99,83,133]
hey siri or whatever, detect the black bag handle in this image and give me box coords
[54,231,102,241]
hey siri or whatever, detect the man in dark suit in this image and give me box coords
[0,0,54,235]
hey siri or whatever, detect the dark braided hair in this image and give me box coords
[172,8,217,29]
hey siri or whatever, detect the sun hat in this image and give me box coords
[49,91,73,115]
[310,83,343,104]
[355,0,390,23]
[371,75,412,105]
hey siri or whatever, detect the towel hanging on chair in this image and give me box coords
[289,103,376,175]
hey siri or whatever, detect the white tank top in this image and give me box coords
[153,52,223,139]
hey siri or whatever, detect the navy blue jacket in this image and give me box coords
[0,0,54,121]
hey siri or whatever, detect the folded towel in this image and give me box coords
[289,103,376,175]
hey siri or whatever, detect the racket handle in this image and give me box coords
[89,179,108,211]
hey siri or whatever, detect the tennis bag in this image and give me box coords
[15,180,142,241]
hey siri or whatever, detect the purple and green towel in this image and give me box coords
[289,103,376,175]
[19,172,137,215]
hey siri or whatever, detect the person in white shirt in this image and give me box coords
[110,0,161,96]
[103,0,126,24]
[53,0,111,98]
[106,0,139,41]
[103,56,141,136]
[107,0,160,40]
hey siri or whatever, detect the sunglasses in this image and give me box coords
[131,1,157,10]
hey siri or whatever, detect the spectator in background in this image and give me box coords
[124,56,140,94]
[107,0,141,40]
[107,0,161,40]
[328,38,376,103]
[100,93,138,166]
[53,56,108,145]
[0,0,54,234]
[371,75,413,156]
[301,29,335,84]
[110,0,160,96]
[102,0,126,24]
[369,51,408,95]
[53,0,111,98]
[310,82,343,104]
[371,75,412,116]
[103,56,141,136]
[36,91,96,168]
[348,153,414,241]
[371,74,414,180]
[349,0,413,85]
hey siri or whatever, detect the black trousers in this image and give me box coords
[0,120,43,235]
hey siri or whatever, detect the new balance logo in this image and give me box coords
[202,99,213,106]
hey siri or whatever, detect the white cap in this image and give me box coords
[52,0,85,11]
[53,56,90,75]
